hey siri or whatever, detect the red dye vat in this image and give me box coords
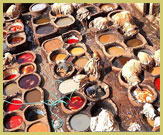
[5,115,23,129]
[155,77,160,91]
[5,99,23,112]
[67,39,79,44]
[67,96,85,110]
[17,53,34,64]
[3,31,7,39]
[10,25,22,32]
[4,74,17,80]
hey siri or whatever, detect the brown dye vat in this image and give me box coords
[99,34,117,44]
[74,57,89,68]
[43,38,64,53]
[4,82,19,96]
[25,107,44,121]
[126,38,143,47]
[27,122,49,132]
[24,89,41,103]
[18,74,40,89]
[107,46,125,56]
[8,37,24,44]
[112,56,131,68]
[55,17,74,26]
[36,24,54,34]
[35,18,50,24]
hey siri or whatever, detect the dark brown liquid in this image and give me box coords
[36,25,54,34]
[126,38,143,47]
[19,74,39,89]
[112,56,131,68]
[25,108,44,121]
[9,37,24,44]
[25,89,41,103]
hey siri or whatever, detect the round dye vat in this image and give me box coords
[20,64,35,74]
[4,83,19,96]
[36,24,54,34]
[17,53,34,64]
[107,46,125,56]
[9,37,24,44]
[149,67,160,76]
[132,88,154,103]
[55,17,73,26]
[74,57,89,68]
[154,77,160,91]
[69,47,85,56]
[112,56,131,68]
[52,53,67,62]
[25,89,41,103]
[9,25,23,32]
[31,4,47,12]
[66,35,79,44]
[5,115,23,129]
[25,108,44,121]
[35,18,50,24]
[126,38,143,47]
[70,113,90,131]
[101,4,116,11]
[4,74,17,80]
[28,122,49,132]
[18,74,39,89]
[59,79,79,94]
[44,39,63,53]
[5,98,22,112]
[99,34,117,44]
[67,96,85,110]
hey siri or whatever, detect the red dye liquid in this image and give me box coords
[67,39,79,44]
[17,53,34,64]
[67,96,85,110]
[3,31,7,39]
[10,25,22,32]
[5,99,23,112]
[4,74,17,80]
[5,115,23,129]
[155,78,160,91]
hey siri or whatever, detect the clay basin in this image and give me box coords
[26,121,50,132]
[24,105,45,122]
[83,81,110,102]
[62,30,82,44]
[128,84,157,107]
[118,70,145,88]
[18,62,37,74]
[66,112,91,132]
[90,99,118,117]
[7,22,24,34]
[124,33,147,49]
[103,42,126,58]
[29,3,48,16]
[17,73,41,90]
[32,16,50,25]
[67,43,87,57]
[53,61,75,80]
[3,68,20,83]
[48,49,69,64]
[6,32,26,48]
[3,111,23,131]
[61,92,87,114]
[35,23,55,35]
